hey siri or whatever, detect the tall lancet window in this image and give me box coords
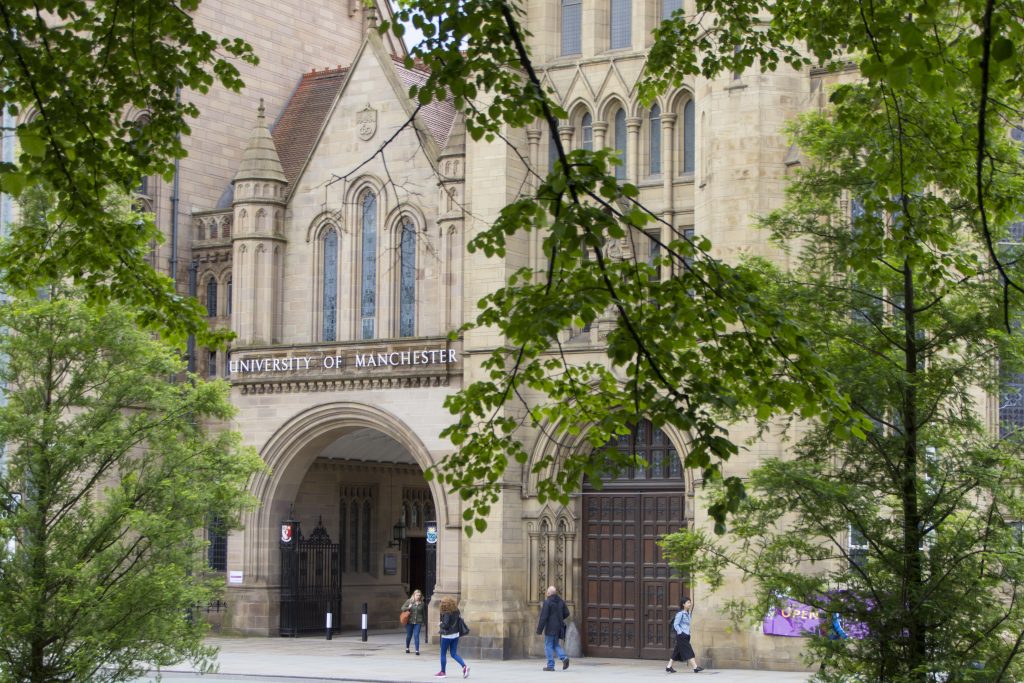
[206,276,218,317]
[582,113,593,151]
[614,108,627,180]
[322,229,338,341]
[682,99,695,174]
[649,104,662,175]
[610,0,632,49]
[399,220,416,337]
[360,193,378,340]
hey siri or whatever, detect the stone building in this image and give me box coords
[182,0,838,671]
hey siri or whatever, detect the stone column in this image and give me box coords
[626,117,641,182]
[592,122,608,156]
[661,112,677,217]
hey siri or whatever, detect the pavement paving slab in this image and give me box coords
[140,632,813,683]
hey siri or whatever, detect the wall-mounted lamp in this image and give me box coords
[389,517,407,548]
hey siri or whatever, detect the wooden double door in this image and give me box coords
[581,490,688,659]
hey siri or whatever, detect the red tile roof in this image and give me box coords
[270,59,457,191]
[392,59,456,150]
[271,66,349,186]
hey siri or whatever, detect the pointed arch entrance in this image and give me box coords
[243,402,445,634]
[581,419,689,659]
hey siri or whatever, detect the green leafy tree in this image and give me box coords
[0,0,256,346]
[0,282,265,683]
[383,0,1024,537]
[660,28,1024,682]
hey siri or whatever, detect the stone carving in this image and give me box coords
[357,105,377,141]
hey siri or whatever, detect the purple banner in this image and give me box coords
[762,598,823,637]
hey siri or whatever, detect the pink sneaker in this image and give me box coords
[434,672,447,678]
[462,665,470,679]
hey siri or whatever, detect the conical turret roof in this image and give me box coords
[233,99,287,184]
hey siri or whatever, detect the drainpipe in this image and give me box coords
[186,259,198,373]
[169,88,182,286]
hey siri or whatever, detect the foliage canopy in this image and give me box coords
[0,284,264,683]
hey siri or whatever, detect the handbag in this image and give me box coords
[458,617,470,636]
[400,609,411,626]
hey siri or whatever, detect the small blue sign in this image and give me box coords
[426,522,438,544]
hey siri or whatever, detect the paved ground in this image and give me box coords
[140,631,814,683]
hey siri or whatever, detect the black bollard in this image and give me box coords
[361,602,368,642]
[326,612,332,640]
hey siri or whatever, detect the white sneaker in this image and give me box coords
[463,665,470,679]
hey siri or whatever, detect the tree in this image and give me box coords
[0,0,256,346]
[382,0,1024,536]
[0,281,264,683]
[659,25,1024,682]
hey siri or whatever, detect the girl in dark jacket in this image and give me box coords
[436,596,469,679]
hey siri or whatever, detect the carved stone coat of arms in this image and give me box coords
[357,105,377,141]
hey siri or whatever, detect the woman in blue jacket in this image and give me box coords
[665,597,704,673]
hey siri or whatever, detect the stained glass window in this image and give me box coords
[582,113,593,151]
[360,193,377,339]
[614,108,627,180]
[682,100,695,173]
[649,105,662,175]
[610,0,632,50]
[206,276,217,317]
[322,229,338,341]
[400,220,416,337]
[561,0,581,55]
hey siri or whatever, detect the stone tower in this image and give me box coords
[231,100,288,346]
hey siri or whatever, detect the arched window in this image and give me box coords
[350,501,360,572]
[360,193,377,340]
[662,0,682,19]
[610,0,632,49]
[614,108,627,180]
[682,99,695,174]
[339,504,347,574]
[226,275,233,315]
[548,129,559,173]
[206,276,218,317]
[649,105,662,175]
[581,113,593,151]
[561,0,581,56]
[322,228,338,341]
[399,220,416,337]
[361,500,371,573]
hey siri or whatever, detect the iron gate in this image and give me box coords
[279,518,341,637]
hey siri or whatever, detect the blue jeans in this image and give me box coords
[405,623,421,651]
[440,636,465,673]
[544,635,567,668]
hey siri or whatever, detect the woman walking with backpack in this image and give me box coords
[436,596,470,679]
[666,597,704,673]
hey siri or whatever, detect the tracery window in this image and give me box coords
[561,0,581,56]
[610,0,632,50]
[399,220,416,337]
[322,228,338,341]
[649,105,662,175]
[360,193,378,339]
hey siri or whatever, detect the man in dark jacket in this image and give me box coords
[536,585,570,671]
